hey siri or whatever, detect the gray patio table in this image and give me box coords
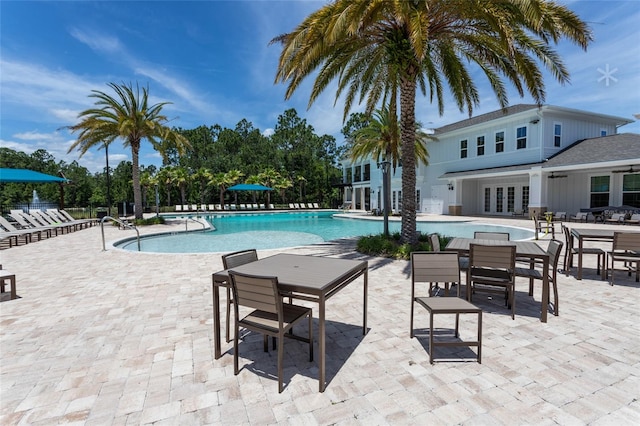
[212,253,368,392]
[570,228,640,280]
[445,238,550,323]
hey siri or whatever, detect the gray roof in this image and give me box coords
[441,133,640,178]
[434,104,540,134]
[544,133,640,167]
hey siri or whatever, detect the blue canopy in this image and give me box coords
[0,168,69,183]
[227,183,272,191]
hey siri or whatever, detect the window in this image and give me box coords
[590,176,610,208]
[507,187,515,213]
[516,126,527,149]
[601,129,607,137]
[346,168,352,183]
[354,165,362,182]
[484,188,491,212]
[363,164,370,181]
[495,131,504,153]
[522,186,529,212]
[460,139,468,158]
[554,123,562,147]
[622,174,640,208]
[477,136,485,156]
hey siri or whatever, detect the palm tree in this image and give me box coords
[350,106,430,174]
[193,167,213,206]
[351,106,432,235]
[208,172,230,209]
[172,166,191,207]
[272,0,591,244]
[225,170,245,206]
[258,168,280,207]
[275,176,294,204]
[67,82,190,219]
[157,167,175,207]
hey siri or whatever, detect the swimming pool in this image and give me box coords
[115,211,534,253]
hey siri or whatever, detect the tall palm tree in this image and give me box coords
[350,106,430,174]
[351,106,432,235]
[258,168,280,207]
[272,0,591,244]
[157,166,175,207]
[172,166,191,207]
[67,82,190,219]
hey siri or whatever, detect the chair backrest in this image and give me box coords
[474,231,510,240]
[0,216,19,232]
[547,239,564,271]
[470,243,516,270]
[228,271,280,315]
[222,249,258,269]
[428,233,440,252]
[411,252,460,286]
[613,232,640,252]
[561,224,573,250]
[9,211,35,228]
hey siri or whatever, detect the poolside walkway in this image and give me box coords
[1,216,639,425]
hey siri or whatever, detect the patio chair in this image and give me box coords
[458,231,510,271]
[0,216,35,246]
[624,213,640,225]
[410,252,464,332]
[533,215,555,239]
[562,224,604,279]
[608,232,640,286]
[569,212,588,222]
[428,233,441,252]
[411,251,461,303]
[228,271,313,393]
[222,249,259,343]
[474,231,510,240]
[468,244,517,319]
[605,213,625,224]
[175,205,182,211]
[512,209,525,217]
[9,211,58,237]
[515,239,563,315]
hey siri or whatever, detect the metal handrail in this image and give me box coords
[101,216,140,251]
[185,216,207,231]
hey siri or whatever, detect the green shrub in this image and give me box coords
[133,216,165,226]
[356,233,434,260]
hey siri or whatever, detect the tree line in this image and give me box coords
[0,108,349,212]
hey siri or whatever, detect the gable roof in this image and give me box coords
[440,133,640,178]
[0,168,69,183]
[434,104,540,134]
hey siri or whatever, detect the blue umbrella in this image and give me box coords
[227,183,272,191]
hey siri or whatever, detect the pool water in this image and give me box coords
[116,211,534,253]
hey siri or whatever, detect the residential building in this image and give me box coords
[338,104,639,217]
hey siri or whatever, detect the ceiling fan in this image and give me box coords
[548,172,568,179]
[612,166,639,174]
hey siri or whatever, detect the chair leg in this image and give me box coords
[234,322,239,375]
[308,313,314,362]
[225,287,232,343]
[278,332,285,393]
[552,278,559,316]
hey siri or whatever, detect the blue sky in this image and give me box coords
[1,0,639,173]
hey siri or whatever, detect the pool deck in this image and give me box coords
[1,215,639,424]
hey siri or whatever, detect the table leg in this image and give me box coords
[362,268,368,335]
[212,276,222,359]
[541,257,549,323]
[577,237,584,280]
[319,294,326,392]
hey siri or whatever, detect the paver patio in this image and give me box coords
[1,215,639,425]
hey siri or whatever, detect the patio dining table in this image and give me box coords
[570,228,640,280]
[445,238,551,322]
[212,253,368,392]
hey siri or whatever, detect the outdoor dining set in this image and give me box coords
[210,227,639,393]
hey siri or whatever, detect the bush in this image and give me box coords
[356,232,432,260]
[133,216,165,226]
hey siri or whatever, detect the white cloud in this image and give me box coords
[69,28,122,54]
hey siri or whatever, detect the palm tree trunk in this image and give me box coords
[131,141,143,220]
[400,74,417,245]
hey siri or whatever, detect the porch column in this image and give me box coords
[528,167,547,218]
[448,179,462,216]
